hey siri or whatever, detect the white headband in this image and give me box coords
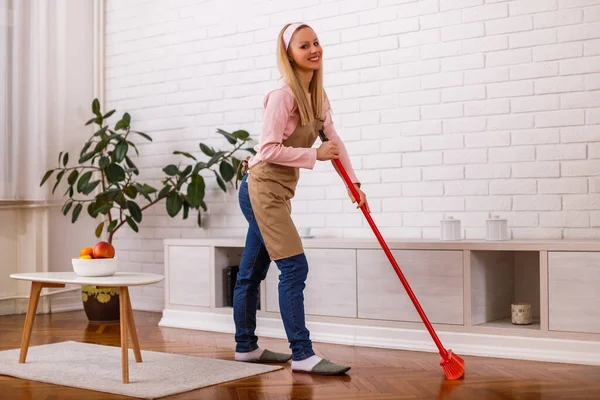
[283,22,305,50]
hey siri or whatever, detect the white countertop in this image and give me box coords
[164,237,600,251]
[9,272,164,287]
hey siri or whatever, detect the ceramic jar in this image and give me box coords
[440,216,461,241]
[486,215,508,241]
[511,302,532,325]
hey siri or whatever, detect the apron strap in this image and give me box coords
[235,156,251,189]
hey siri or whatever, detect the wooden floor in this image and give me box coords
[1,311,600,399]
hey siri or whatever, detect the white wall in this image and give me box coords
[105,0,600,308]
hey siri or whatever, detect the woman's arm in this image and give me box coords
[255,89,318,169]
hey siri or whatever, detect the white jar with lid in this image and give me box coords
[486,215,508,241]
[440,216,461,241]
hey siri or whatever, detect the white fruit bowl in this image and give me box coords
[72,257,118,277]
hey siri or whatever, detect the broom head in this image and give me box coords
[440,349,465,380]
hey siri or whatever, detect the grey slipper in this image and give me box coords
[292,359,351,376]
[247,349,292,363]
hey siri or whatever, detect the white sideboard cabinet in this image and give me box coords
[160,238,600,366]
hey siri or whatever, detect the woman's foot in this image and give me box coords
[235,347,292,363]
[292,355,351,376]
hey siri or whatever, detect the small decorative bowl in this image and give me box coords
[72,257,118,277]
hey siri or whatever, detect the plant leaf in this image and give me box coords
[94,126,108,137]
[62,201,73,216]
[92,98,100,116]
[79,151,96,164]
[127,201,142,223]
[181,165,192,177]
[132,130,152,141]
[199,143,214,157]
[136,183,157,194]
[72,203,83,223]
[124,185,138,199]
[207,151,226,167]
[219,161,235,182]
[244,147,257,155]
[67,170,79,185]
[107,219,118,232]
[173,151,197,161]
[166,193,182,217]
[99,156,110,169]
[215,172,226,192]
[85,117,96,126]
[192,162,206,177]
[127,141,139,156]
[94,139,109,153]
[183,201,189,220]
[80,141,92,157]
[125,156,139,175]
[105,164,126,183]
[216,129,237,145]
[114,112,131,131]
[62,152,69,167]
[82,180,100,195]
[114,141,128,163]
[87,202,99,218]
[52,170,65,194]
[125,216,139,232]
[232,129,250,140]
[95,221,104,238]
[40,170,54,187]
[200,200,207,211]
[197,210,202,227]
[76,171,92,193]
[163,165,179,176]
[158,185,171,200]
[186,175,205,208]
[103,109,115,119]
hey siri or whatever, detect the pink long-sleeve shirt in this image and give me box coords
[248,79,360,184]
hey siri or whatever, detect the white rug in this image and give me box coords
[0,341,282,399]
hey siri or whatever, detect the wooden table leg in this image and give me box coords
[119,286,129,384]
[19,282,42,363]
[124,288,142,363]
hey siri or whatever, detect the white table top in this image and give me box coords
[9,272,164,287]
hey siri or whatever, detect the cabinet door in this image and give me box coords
[357,249,463,325]
[168,245,211,307]
[266,248,357,318]
[549,252,600,334]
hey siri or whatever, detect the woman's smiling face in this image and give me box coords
[288,27,322,72]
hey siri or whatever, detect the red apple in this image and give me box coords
[93,241,115,259]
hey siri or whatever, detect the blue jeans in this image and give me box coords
[233,173,315,361]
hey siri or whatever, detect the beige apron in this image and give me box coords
[247,118,324,261]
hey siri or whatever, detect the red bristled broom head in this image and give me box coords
[440,349,465,380]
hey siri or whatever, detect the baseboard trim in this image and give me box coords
[159,309,600,366]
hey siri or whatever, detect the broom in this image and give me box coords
[319,130,465,380]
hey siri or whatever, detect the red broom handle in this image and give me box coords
[319,130,448,359]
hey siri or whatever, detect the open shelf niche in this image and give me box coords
[471,250,540,330]
[214,247,261,310]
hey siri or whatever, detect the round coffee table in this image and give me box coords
[9,272,164,384]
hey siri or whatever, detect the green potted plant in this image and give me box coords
[40,98,254,322]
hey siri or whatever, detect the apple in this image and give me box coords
[93,241,115,259]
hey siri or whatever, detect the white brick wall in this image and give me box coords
[105,0,600,306]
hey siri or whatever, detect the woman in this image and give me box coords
[233,22,369,376]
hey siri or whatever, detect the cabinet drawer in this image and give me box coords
[357,249,463,325]
[168,246,211,307]
[549,252,600,334]
[266,248,357,318]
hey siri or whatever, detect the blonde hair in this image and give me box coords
[277,23,324,126]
